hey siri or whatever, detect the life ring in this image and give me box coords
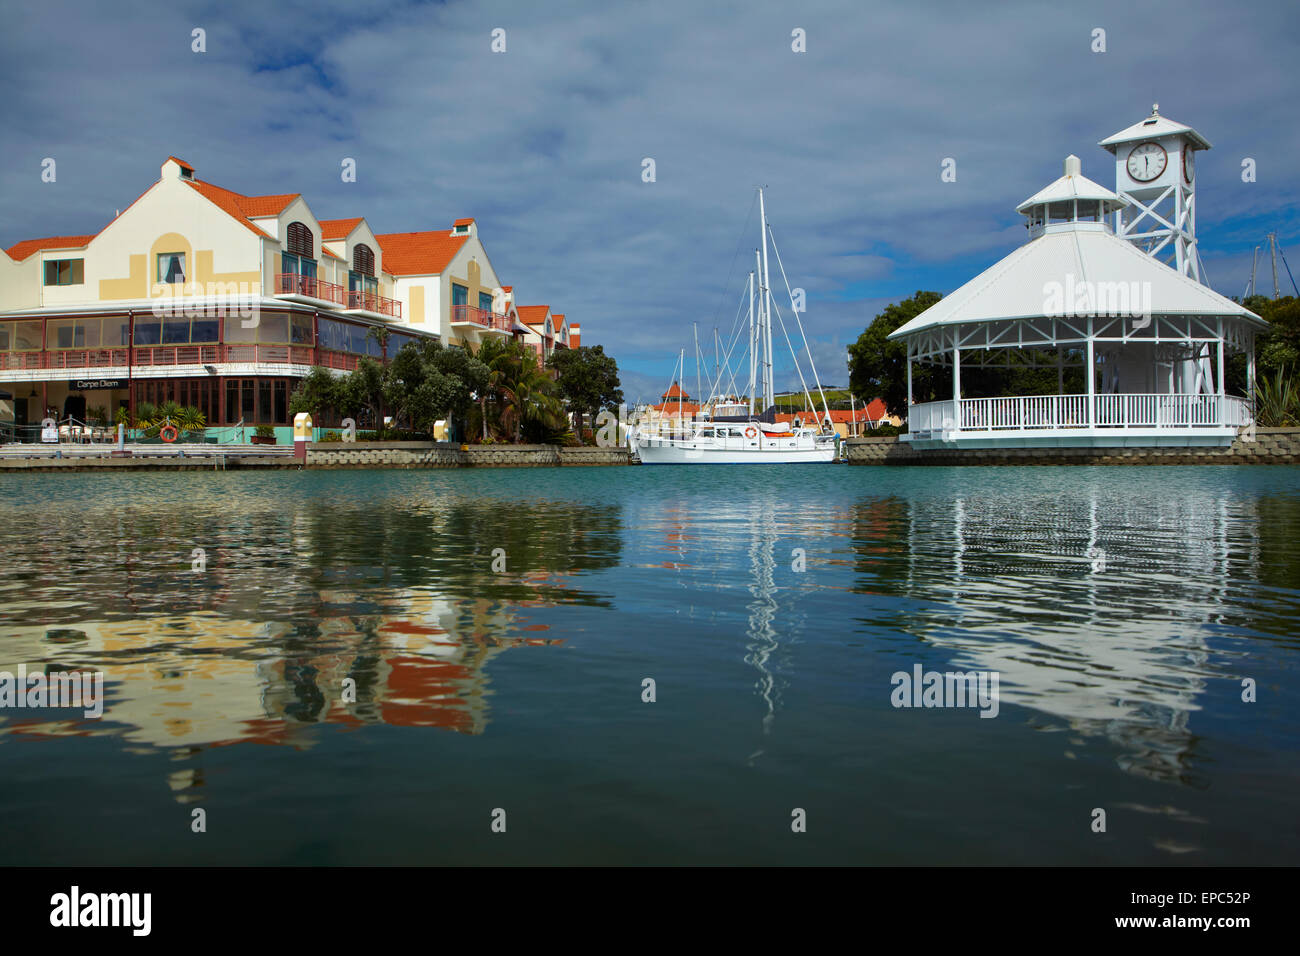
[159,424,179,443]
[744,426,758,439]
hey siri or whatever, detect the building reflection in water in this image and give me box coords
[0,496,623,800]
[853,486,1287,786]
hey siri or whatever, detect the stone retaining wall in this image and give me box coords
[306,442,631,468]
[846,428,1300,465]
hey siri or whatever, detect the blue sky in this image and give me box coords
[2,0,1297,402]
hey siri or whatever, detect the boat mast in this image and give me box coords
[758,188,775,414]
[748,261,757,416]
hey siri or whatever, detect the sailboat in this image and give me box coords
[631,189,837,465]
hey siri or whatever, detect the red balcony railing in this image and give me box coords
[275,272,345,306]
[450,304,511,332]
[346,289,401,319]
[0,345,322,371]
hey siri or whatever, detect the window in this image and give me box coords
[352,244,375,276]
[290,315,314,345]
[157,252,186,284]
[453,223,469,235]
[479,291,494,312]
[43,259,84,286]
[286,222,314,259]
[452,284,469,307]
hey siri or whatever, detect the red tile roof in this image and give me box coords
[775,399,890,424]
[185,179,275,239]
[374,231,468,275]
[453,217,475,227]
[5,235,96,261]
[651,401,701,414]
[320,217,364,240]
[167,156,194,172]
[238,193,300,217]
[661,381,690,400]
[516,305,551,327]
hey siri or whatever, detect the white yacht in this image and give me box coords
[632,189,837,465]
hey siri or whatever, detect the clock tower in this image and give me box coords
[1099,104,1211,283]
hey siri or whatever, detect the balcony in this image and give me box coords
[0,345,317,374]
[450,304,511,333]
[905,393,1252,447]
[275,272,345,306]
[346,289,401,319]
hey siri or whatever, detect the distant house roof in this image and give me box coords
[320,217,364,240]
[661,381,689,400]
[517,305,552,328]
[5,235,97,261]
[374,231,468,275]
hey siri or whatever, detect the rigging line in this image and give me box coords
[767,224,832,427]
[706,283,753,402]
[712,281,751,400]
[707,190,761,331]
[1278,243,1300,297]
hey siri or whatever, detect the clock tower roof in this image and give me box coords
[1099,103,1211,152]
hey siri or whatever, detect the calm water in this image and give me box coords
[1,465,1297,865]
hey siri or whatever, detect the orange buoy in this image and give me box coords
[159,424,179,443]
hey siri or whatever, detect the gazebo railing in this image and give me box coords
[910,394,1251,434]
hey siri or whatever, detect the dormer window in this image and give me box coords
[179,167,193,180]
[286,221,314,259]
[453,224,469,235]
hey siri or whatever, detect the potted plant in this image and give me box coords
[251,424,277,445]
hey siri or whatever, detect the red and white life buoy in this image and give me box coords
[159,424,179,443]
[744,426,758,439]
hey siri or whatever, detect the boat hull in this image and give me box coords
[634,438,836,464]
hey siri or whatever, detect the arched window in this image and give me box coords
[353,244,375,277]
[286,222,314,258]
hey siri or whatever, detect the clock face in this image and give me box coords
[1127,141,1168,183]
[1182,147,1195,184]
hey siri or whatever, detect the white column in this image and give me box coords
[906,348,913,408]
[952,329,961,431]
[1086,320,1095,428]
[1247,332,1256,412]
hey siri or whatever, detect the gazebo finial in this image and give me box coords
[1151,102,1159,116]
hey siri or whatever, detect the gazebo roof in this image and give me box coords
[889,226,1264,339]
[1016,156,1123,213]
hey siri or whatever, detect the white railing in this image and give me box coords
[908,394,1251,435]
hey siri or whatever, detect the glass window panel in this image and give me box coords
[290,315,313,345]
[190,317,219,343]
[300,259,317,278]
[274,380,288,424]
[79,319,101,348]
[258,380,272,423]
[241,380,255,422]
[71,260,84,284]
[161,316,191,344]
[0,325,9,350]
[48,319,76,349]
[226,380,239,424]
[452,284,468,306]
[103,316,130,347]
[133,317,161,345]
[257,312,289,343]
[282,253,298,275]
[44,261,58,285]
[479,291,494,312]
[223,316,256,343]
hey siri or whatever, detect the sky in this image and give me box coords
[2,0,1298,402]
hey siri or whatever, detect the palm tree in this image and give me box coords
[479,340,562,442]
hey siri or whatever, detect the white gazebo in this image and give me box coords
[889,154,1265,448]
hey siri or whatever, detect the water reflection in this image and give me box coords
[0,492,623,794]
[853,485,1300,785]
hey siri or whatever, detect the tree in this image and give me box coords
[384,339,489,438]
[548,345,624,442]
[477,339,564,442]
[848,291,943,417]
[289,366,342,421]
